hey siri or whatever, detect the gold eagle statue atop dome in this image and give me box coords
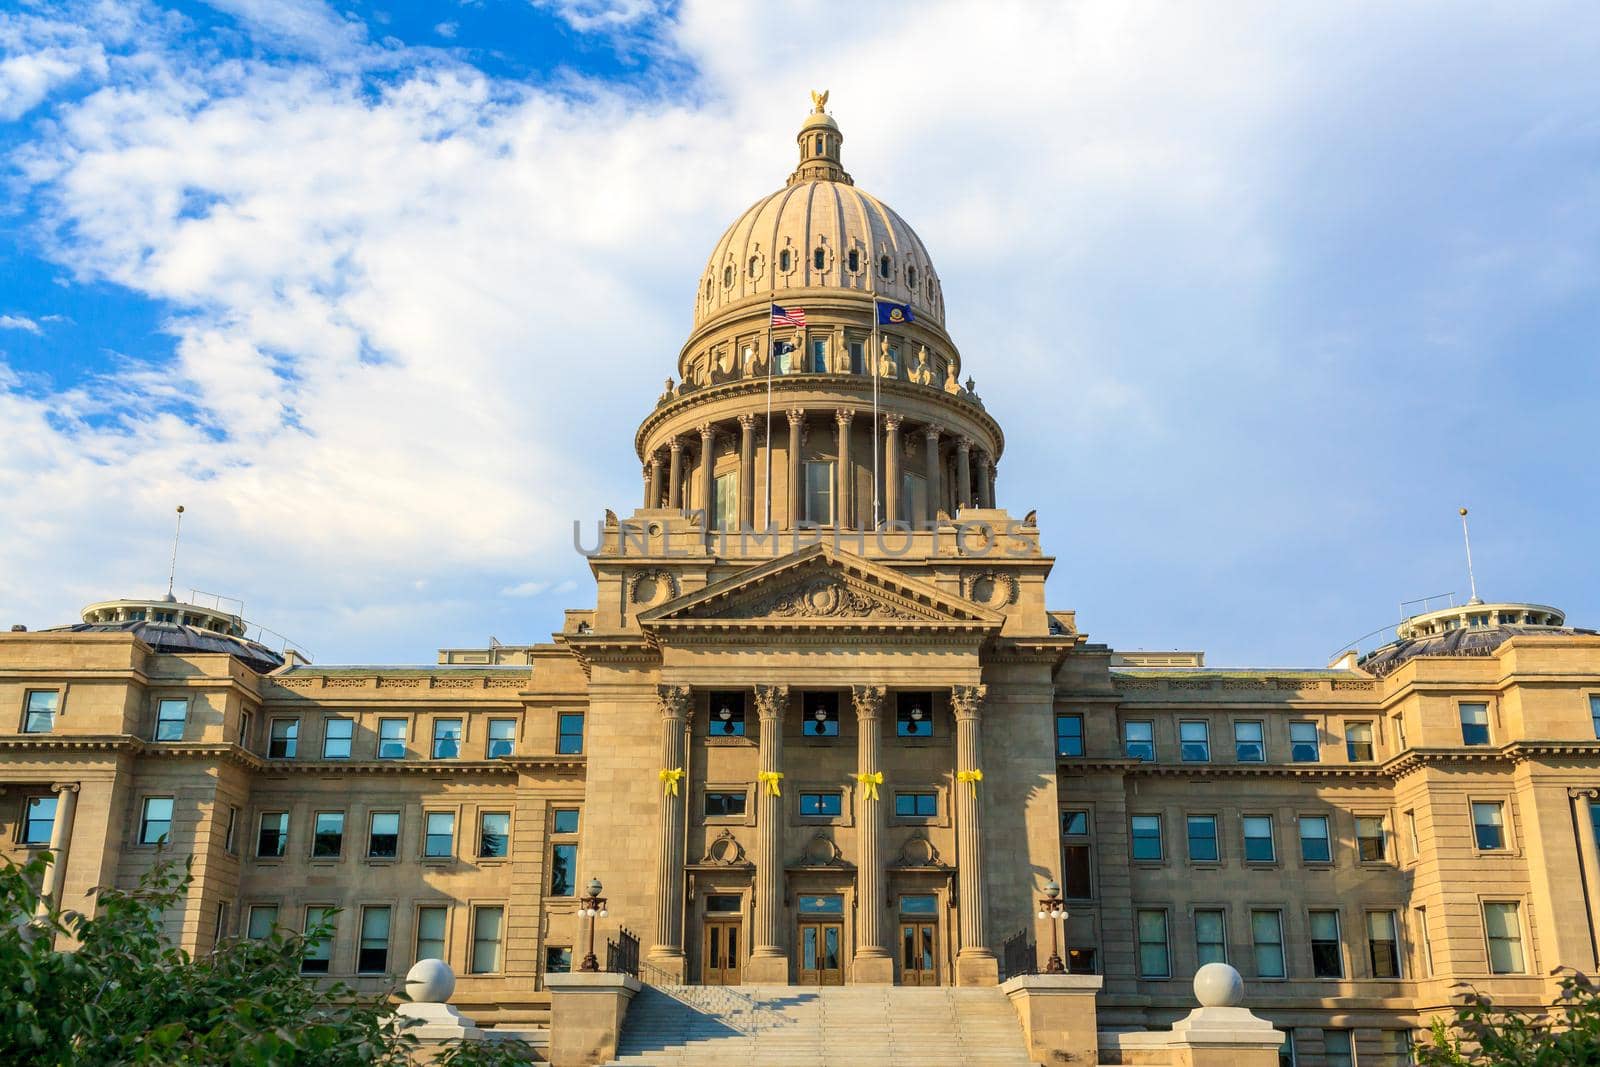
[810,89,828,113]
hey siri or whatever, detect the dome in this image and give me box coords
[44,619,286,674]
[1359,614,1594,679]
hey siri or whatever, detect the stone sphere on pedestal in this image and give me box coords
[1193,962,1244,1007]
[405,958,456,1005]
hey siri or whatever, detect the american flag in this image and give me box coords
[771,304,806,328]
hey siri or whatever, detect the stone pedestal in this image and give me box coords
[1001,973,1102,1066]
[396,959,494,1063]
[1110,964,1285,1067]
[546,972,643,1067]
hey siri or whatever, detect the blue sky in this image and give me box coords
[2,0,1597,667]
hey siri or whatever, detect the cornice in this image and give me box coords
[1061,741,1600,783]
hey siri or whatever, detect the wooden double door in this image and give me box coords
[701,918,742,985]
[797,920,844,985]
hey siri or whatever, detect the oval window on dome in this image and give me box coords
[847,249,860,273]
[814,247,826,271]
[907,265,917,288]
[723,265,733,288]
[879,255,891,280]
[748,255,759,279]
[779,249,791,272]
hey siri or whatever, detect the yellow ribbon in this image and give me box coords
[659,767,684,796]
[758,770,784,797]
[957,768,984,796]
[854,771,883,801]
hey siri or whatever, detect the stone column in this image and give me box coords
[883,414,902,526]
[786,409,804,527]
[953,684,998,984]
[851,686,892,982]
[955,437,972,510]
[976,453,994,508]
[646,455,663,509]
[738,414,756,530]
[986,457,998,509]
[1573,790,1600,970]
[697,424,715,519]
[42,782,79,910]
[923,425,943,523]
[648,685,690,977]
[666,438,684,510]
[835,410,854,528]
[747,683,790,983]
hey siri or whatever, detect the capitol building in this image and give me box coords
[4,98,1600,1067]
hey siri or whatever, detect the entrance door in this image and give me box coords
[702,919,742,985]
[797,921,844,985]
[900,922,938,985]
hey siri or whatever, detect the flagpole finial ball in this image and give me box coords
[1460,507,1469,516]
[405,958,456,1005]
[1193,962,1243,1008]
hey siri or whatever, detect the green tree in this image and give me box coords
[0,851,532,1066]
[1417,973,1600,1067]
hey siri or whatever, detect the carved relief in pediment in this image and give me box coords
[708,574,924,622]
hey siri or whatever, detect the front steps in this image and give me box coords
[604,984,1038,1066]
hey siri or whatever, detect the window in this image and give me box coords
[377,718,406,759]
[154,698,188,741]
[896,693,933,737]
[22,690,58,733]
[1471,801,1506,850]
[1136,910,1170,977]
[358,906,391,973]
[1368,910,1400,978]
[1179,720,1211,762]
[878,254,892,279]
[431,718,462,759]
[1234,721,1265,762]
[322,717,353,759]
[545,947,572,974]
[550,843,577,897]
[557,713,585,754]
[1310,910,1343,978]
[847,248,860,273]
[1243,816,1276,863]
[1067,947,1097,974]
[898,471,927,525]
[1123,721,1155,761]
[424,812,455,858]
[748,254,759,279]
[1289,721,1320,762]
[246,904,278,939]
[710,691,746,736]
[800,792,842,817]
[1406,809,1420,859]
[140,797,173,845]
[1459,703,1490,745]
[1251,910,1286,979]
[1280,1032,1297,1067]
[224,804,238,853]
[553,808,580,834]
[1062,811,1092,898]
[416,906,447,962]
[486,718,515,758]
[1195,909,1227,965]
[1356,816,1388,862]
[238,709,252,748]
[848,340,865,374]
[1324,1030,1354,1067]
[1415,907,1434,977]
[368,811,399,858]
[804,461,834,524]
[713,471,738,531]
[479,812,510,857]
[312,812,344,858]
[813,247,826,271]
[269,718,299,758]
[22,795,56,844]
[809,338,828,373]
[907,265,917,288]
[723,264,733,287]
[778,249,791,272]
[1345,721,1374,762]
[471,906,504,973]
[1592,695,1600,738]
[302,907,335,974]
[257,811,288,857]
[1131,814,1163,862]
[1298,815,1332,863]
[1377,1031,1414,1067]
[1483,902,1525,973]
[894,792,937,818]
[802,692,839,737]
[1186,815,1219,862]
[1056,714,1084,757]
[704,791,747,817]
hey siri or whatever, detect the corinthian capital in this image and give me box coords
[835,409,855,428]
[657,684,692,720]
[753,684,791,721]
[884,413,903,431]
[851,685,886,720]
[738,413,756,431]
[951,684,987,721]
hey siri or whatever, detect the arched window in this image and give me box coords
[816,134,824,155]
[814,247,826,271]
[779,249,791,272]
[879,255,891,280]
[907,265,917,288]
[847,248,860,273]
[723,265,733,288]
[748,255,759,279]
[704,278,712,301]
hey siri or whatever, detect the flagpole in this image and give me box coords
[871,307,880,529]
[764,313,773,531]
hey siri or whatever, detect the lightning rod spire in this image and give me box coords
[167,505,186,600]
[1459,507,1480,604]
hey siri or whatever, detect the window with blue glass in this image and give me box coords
[1130,814,1163,861]
[1056,713,1084,757]
[709,692,746,736]
[803,692,839,737]
[1123,721,1154,761]
[553,808,580,834]
[431,718,462,759]
[550,843,577,897]
[1179,721,1211,762]
[798,894,844,915]
[897,692,933,737]
[557,713,585,754]
[899,894,938,915]
[1459,703,1491,746]
[894,792,937,818]
[377,718,407,759]
[800,792,842,817]
[486,718,516,758]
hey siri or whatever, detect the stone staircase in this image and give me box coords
[604,983,1038,1066]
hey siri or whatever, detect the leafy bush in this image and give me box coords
[1417,972,1600,1067]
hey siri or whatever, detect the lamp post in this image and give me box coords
[1036,880,1067,975]
[578,877,608,972]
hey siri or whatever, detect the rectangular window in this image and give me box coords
[1280,1032,1297,1067]
[896,692,934,737]
[312,811,345,858]
[358,906,391,974]
[804,461,834,525]
[1310,910,1343,978]
[1368,910,1400,978]
[424,812,455,858]
[1137,909,1170,978]
[1251,910,1286,979]
[22,690,58,733]
[710,691,746,736]
[257,811,288,857]
[1234,720,1265,762]
[894,792,938,818]
[557,713,585,754]
[1415,906,1434,977]
[239,709,252,748]
[416,906,447,962]
[1056,714,1084,757]
[809,338,828,372]
[1357,816,1388,862]
[479,812,510,857]
[1067,947,1097,975]
[1131,814,1163,861]
[1459,702,1491,746]
[471,905,504,973]
[1289,721,1320,762]
[704,791,747,817]
[224,804,238,853]
[431,718,462,759]
[486,718,516,758]
[1298,815,1332,863]
[1195,909,1227,966]
[368,811,399,858]
[802,692,840,737]
[1323,1030,1354,1067]
[1472,801,1506,850]
[377,718,407,759]
[154,698,188,742]
[713,471,738,531]
[268,718,299,759]
[1062,810,1092,898]
[1179,720,1211,762]
[1406,809,1420,859]
[1186,815,1219,862]
[1592,695,1600,739]
[1243,815,1276,863]
[1378,1030,1413,1067]
[246,904,278,939]
[550,842,577,897]
[799,792,843,817]
[1345,721,1374,762]
[23,795,57,844]
[545,946,572,974]
[1123,720,1155,761]
[553,808,580,834]
[1483,902,1525,973]
[322,717,353,759]
[140,796,174,845]
[848,339,865,375]
[302,906,335,974]
[898,471,927,525]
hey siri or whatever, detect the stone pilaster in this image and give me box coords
[955,437,972,510]
[41,782,79,912]
[666,438,684,511]
[786,409,804,527]
[647,685,690,977]
[923,425,943,523]
[747,683,790,983]
[835,410,854,528]
[738,414,756,530]
[697,424,715,520]
[883,414,902,526]
[953,684,998,985]
[645,457,662,509]
[851,686,892,982]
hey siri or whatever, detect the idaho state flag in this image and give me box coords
[876,301,913,326]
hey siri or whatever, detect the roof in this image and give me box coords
[44,620,285,674]
[1359,623,1597,678]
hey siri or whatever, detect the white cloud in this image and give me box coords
[434,21,458,40]
[500,580,550,598]
[0,315,42,334]
[530,0,662,33]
